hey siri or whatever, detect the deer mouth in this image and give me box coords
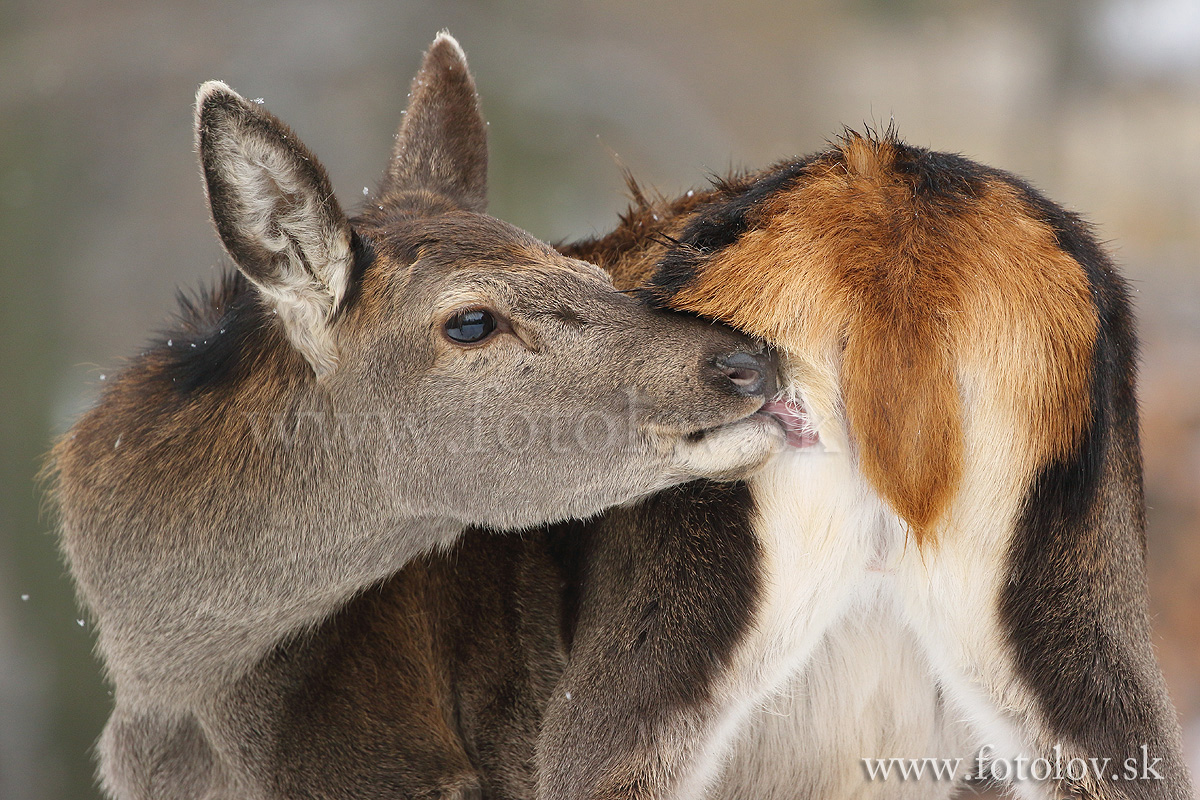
[757,397,820,448]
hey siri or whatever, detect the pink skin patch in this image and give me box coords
[760,398,820,448]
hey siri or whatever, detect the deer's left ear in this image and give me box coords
[381,32,488,212]
[196,81,353,376]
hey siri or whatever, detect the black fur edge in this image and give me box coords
[1000,177,1187,795]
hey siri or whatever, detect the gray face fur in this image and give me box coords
[48,35,780,796]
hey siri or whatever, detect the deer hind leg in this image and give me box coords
[896,526,1191,800]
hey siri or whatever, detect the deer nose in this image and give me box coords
[713,350,777,399]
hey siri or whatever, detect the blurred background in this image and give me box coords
[2,0,1198,797]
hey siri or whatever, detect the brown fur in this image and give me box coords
[646,134,1097,541]
[541,131,1189,800]
[50,35,784,800]
[72,56,1185,800]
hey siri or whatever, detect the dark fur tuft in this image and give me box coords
[158,230,375,394]
[159,270,274,393]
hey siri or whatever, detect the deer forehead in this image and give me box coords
[363,243,614,313]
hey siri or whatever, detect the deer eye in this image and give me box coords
[444,309,497,344]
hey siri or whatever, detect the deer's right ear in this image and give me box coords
[380,32,488,211]
[196,81,352,376]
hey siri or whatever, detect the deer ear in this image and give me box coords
[382,32,488,211]
[195,81,352,376]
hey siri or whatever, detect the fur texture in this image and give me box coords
[196,130,1189,800]
[535,131,1190,800]
[73,53,1189,800]
[49,35,784,800]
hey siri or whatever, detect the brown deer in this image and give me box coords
[47,34,783,800]
[535,134,1193,800]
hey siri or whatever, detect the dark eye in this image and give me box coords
[444,309,497,344]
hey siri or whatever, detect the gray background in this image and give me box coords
[2,0,1198,797]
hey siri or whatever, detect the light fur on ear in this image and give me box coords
[382,32,488,211]
[195,81,353,376]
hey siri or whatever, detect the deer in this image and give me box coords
[535,133,1194,800]
[46,33,784,800]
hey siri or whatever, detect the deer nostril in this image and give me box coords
[714,351,776,398]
